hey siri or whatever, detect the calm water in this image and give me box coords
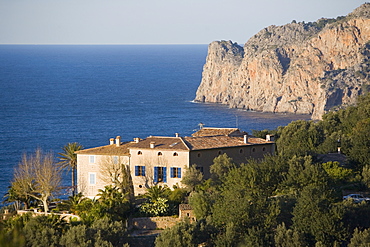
[0,45,310,199]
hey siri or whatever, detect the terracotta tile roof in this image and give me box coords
[75,142,133,155]
[183,136,273,150]
[191,127,247,137]
[128,136,190,151]
[75,130,274,155]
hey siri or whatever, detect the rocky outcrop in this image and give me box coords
[194,3,370,119]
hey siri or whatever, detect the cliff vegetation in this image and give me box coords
[195,3,370,119]
[156,92,370,247]
[3,93,370,246]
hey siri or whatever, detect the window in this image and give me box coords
[158,152,162,156]
[173,152,178,156]
[154,167,167,183]
[138,151,142,155]
[262,147,266,152]
[252,148,256,152]
[170,167,181,178]
[197,153,201,157]
[240,149,243,153]
[89,155,95,164]
[89,173,96,185]
[135,166,146,176]
[113,156,118,164]
[218,150,222,155]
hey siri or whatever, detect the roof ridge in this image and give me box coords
[178,136,191,151]
[147,136,180,139]
[74,141,134,154]
[202,127,239,129]
[75,144,111,153]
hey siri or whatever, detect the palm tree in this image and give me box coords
[61,192,87,214]
[3,185,36,210]
[97,185,128,208]
[58,142,83,196]
[144,185,170,201]
[97,185,130,220]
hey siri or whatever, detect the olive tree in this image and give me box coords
[12,148,62,212]
[98,154,134,202]
[349,228,370,247]
[181,165,203,192]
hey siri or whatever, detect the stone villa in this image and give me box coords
[76,127,275,197]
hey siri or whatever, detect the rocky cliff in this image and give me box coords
[194,3,370,119]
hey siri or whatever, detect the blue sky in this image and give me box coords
[0,0,367,45]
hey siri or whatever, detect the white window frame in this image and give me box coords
[113,156,119,164]
[89,155,95,164]
[89,172,96,185]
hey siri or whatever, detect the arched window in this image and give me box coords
[262,147,266,152]
[252,148,256,152]
[197,153,201,158]
[239,149,243,153]
[158,152,162,156]
[218,150,222,155]
[137,151,142,155]
[173,152,178,156]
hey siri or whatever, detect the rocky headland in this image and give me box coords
[194,3,370,119]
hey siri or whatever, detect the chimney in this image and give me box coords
[175,133,179,137]
[244,135,248,144]
[337,138,341,154]
[110,138,114,145]
[115,136,121,147]
[134,138,140,143]
[150,141,155,149]
[266,135,275,141]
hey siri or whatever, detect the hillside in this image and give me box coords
[194,3,370,119]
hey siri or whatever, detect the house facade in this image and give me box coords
[76,128,275,197]
[76,136,132,198]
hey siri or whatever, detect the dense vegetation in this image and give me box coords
[156,93,370,247]
[2,93,370,246]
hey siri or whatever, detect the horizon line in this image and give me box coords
[0,43,211,46]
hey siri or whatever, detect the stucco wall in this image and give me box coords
[189,144,275,179]
[77,154,129,198]
[129,148,190,196]
[77,142,274,197]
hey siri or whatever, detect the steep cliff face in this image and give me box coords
[194,3,370,119]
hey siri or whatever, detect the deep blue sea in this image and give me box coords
[0,45,310,200]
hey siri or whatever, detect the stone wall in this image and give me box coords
[129,204,195,230]
[16,210,81,222]
[130,216,180,230]
[179,203,196,222]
